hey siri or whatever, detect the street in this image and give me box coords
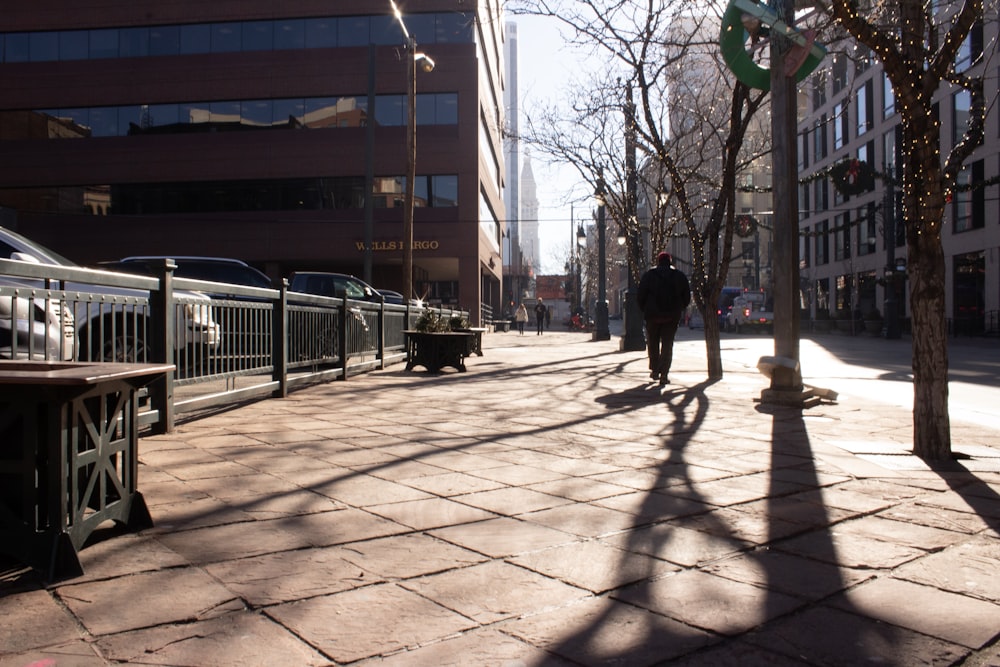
[670,326,1000,432]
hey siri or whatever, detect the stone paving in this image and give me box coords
[2,327,1000,666]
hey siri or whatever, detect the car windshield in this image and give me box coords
[0,228,79,267]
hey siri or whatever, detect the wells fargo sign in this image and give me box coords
[355,240,440,251]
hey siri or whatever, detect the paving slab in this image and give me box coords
[2,329,1000,666]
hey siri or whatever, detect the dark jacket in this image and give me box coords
[637,265,691,321]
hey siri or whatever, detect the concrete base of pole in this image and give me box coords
[620,290,646,351]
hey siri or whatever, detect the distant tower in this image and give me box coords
[503,20,523,303]
[520,151,540,276]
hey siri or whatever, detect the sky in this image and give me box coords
[510,14,599,275]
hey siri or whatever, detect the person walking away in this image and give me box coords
[534,299,547,335]
[637,252,691,386]
[514,303,529,335]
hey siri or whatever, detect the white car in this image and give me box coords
[0,226,219,362]
[0,276,75,360]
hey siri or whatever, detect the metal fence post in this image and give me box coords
[272,279,289,398]
[338,298,349,380]
[149,259,176,433]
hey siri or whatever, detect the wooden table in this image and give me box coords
[0,361,174,580]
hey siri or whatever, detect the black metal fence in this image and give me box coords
[0,258,466,432]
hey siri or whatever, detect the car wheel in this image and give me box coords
[91,317,150,363]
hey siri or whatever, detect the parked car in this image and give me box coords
[101,256,273,294]
[288,271,381,302]
[376,289,405,305]
[0,275,75,360]
[0,226,219,362]
[726,291,774,333]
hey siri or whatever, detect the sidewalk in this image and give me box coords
[2,328,1000,666]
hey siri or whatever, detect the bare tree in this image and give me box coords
[510,0,768,379]
[823,0,991,460]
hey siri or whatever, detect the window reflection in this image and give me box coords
[0,12,473,63]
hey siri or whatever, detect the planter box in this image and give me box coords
[403,331,474,373]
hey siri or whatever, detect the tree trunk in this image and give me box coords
[903,114,952,460]
[704,306,723,379]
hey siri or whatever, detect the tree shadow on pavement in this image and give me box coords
[536,385,926,665]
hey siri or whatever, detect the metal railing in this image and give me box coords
[0,258,468,432]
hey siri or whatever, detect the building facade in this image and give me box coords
[796,16,998,333]
[0,0,506,324]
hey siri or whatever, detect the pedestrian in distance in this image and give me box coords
[534,299,547,335]
[637,251,691,386]
[514,303,529,335]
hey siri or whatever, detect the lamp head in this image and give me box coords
[415,53,435,72]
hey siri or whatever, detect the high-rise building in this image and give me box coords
[796,14,998,333]
[0,1,506,325]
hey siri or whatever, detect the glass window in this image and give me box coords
[242,21,273,51]
[813,115,827,159]
[430,175,458,207]
[833,101,847,150]
[375,94,405,126]
[415,93,437,125]
[29,32,59,61]
[437,13,475,43]
[338,17,369,46]
[119,27,150,58]
[59,31,89,60]
[953,161,984,233]
[882,71,895,118]
[89,107,118,137]
[405,14,437,45]
[89,29,119,59]
[834,213,850,261]
[149,25,180,56]
[210,101,241,123]
[800,225,810,268]
[147,103,180,127]
[305,18,338,48]
[304,97,339,128]
[4,33,29,63]
[798,130,809,171]
[815,220,829,265]
[831,56,848,94]
[435,93,458,124]
[811,74,827,111]
[241,100,273,126]
[952,89,971,147]
[180,24,210,54]
[59,108,91,134]
[856,80,872,136]
[211,23,241,53]
[370,15,404,46]
[273,99,305,125]
[274,19,305,50]
[119,105,144,135]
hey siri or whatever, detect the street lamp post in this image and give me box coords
[619,228,645,350]
[392,1,434,310]
[593,175,610,341]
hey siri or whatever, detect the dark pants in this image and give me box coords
[646,316,681,379]
[536,316,544,334]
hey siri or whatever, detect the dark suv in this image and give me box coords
[288,272,380,302]
[103,256,273,293]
